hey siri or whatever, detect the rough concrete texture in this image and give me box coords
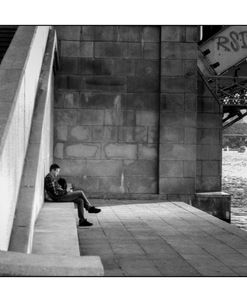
[31,202,104,276]
[198,144,221,160]
[196,72,222,192]
[32,203,80,256]
[192,192,231,222]
[78,199,247,276]
[161,42,197,60]
[65,143,101,159]
[9,31,55,253]
[159,25,199,196]
[0,251,103,276]
[54,26,160,194]
[0,26,50,250]
[54,25,222,198]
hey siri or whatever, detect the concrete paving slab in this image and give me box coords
[104,269,125,276]
[182,254,237,276]
[151,258,201,276]
[117,258,162,276]
[111,245,145,256]
[237,248,247,256]
[230,266,247,276]
[78,200,247,276]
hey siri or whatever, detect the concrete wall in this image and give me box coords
[54,26,160,194]
[0,26,50,250]
[159,26,199,201]
[196,73,222,192]
[54,25,222,199]
[9,30,55,253]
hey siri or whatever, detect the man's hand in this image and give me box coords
[67,183,73,192]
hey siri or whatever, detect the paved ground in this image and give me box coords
[77,200,247,276]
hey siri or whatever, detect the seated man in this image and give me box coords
[57,177,68,191]
[44,163,101,227]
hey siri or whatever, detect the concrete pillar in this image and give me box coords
[196,73,222,191]
[159,26,200,199]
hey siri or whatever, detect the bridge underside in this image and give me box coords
[199,26,247,129]
[1,25,246,269]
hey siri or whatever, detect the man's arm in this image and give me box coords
[56,181,67,195]
[44,174,57,196]
[45,175,66,196]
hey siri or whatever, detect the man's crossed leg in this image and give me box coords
[55,190,101,227]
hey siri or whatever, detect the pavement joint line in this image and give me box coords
[102,204,171,267]
[120,203,203,274]
[78,200,247,276]
[164,204,247,259]
[158,203,247,275]
[147,203,247,274]
[174,202,247,239]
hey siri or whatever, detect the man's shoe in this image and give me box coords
[88,206,101,214]
[78,219,93,227]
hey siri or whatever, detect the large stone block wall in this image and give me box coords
[54,25,222,198]
[54,26,160,194]
[196,73,222,191]
[159,26,199,201]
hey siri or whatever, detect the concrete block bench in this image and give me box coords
[191,192,231,223]
[0,250,103,276]
[1,202,104,276]
[32,202,80,256]
[30,202,104,276]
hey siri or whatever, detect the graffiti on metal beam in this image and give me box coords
[216,31,247,52]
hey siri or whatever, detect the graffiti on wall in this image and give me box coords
[216,31,247,52]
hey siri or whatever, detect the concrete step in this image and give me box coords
[6,202,104,276]
[30,202,104,276]
[32,202,80,256]
[0,250,103,276]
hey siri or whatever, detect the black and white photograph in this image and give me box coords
[1,0,247,301]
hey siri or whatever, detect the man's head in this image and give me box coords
[49,163,60,177]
